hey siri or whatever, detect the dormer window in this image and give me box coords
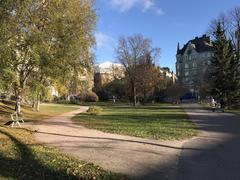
[187,50,192,54]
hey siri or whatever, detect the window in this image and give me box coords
[189,55,192,60]
[193,70,197,75]
[193,62,197,68]
[185,71,189,76]
[185,63,189,69]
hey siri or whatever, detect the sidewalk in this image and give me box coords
[178,103,240,180]
[25,106,183,180]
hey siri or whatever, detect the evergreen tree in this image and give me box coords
[211,22,240,106]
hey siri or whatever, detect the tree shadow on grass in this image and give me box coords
[77,113,188,122]
[0,103,14,115]
[0,130,80,180]
[102,105,203,111]
[104,106,184,110]
[33,131,202,151]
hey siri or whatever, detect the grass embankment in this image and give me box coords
[0,101,79,124]
[226,109,240,115]
[0,101,126,179]
[0,126,126,180]
[73,104,197,140]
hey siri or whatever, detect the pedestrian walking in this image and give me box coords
[220,98,225,112]
[211,97,217,112]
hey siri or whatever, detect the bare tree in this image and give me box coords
[208,6,240,61]
[229,7,240,62]
[115,34,160,106]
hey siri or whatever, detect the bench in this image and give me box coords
[10,112,24,127]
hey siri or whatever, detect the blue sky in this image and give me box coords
[94,0,239,72]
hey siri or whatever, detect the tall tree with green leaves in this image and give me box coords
[211,22,239,105]
[0,0,96,113]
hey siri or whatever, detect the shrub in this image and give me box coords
[87,106,102,115]
[95,90,109,101]
[69,99,80,105]
[86,91,99,102]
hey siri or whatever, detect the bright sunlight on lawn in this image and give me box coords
[0,102,126,179]
[73,105,198,140]
[0,102,80,124]
[0,126,126,180]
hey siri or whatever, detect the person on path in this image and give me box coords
[220,98,225,112]
[180,97,183,103]
[210,97,217,112]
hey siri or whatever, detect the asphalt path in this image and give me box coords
[178,103,240,180]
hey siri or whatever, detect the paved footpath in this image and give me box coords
[178,103,240,180]
[24,106,184,180]
[23,104,240,179]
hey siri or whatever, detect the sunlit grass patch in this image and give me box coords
[0,126,127,180]
[73,105,198,140]
[0,102,79,123]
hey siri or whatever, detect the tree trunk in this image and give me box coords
[32,97,35,108]
[143,89,147,105]
[36,99,40,112]
[14,87,23,114]
[15,98,21,114]
[35,93,40,112]
[133,86,137,106]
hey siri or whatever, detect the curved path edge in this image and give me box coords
[178,103,240,180]
[23,106,185,180]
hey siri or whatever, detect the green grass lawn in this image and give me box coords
[0,102,80,123]
[79,101,132,107]
[199,102,240,115]
[0,126,126,180]
[0,102,126,179]
[226,109,240,115]
[73,105,198,140]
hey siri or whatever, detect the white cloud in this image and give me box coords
[142,0,154,12]
[109,0,138,12]
[109,0,165,15]
[155,8,165,15]
[95,32,115,48]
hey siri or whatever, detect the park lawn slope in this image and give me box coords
[0,126,126,180]
[73,105,198,140]
[0,101,79,124]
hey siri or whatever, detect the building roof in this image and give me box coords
[177,34,214,55]
[94,61,123,74]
